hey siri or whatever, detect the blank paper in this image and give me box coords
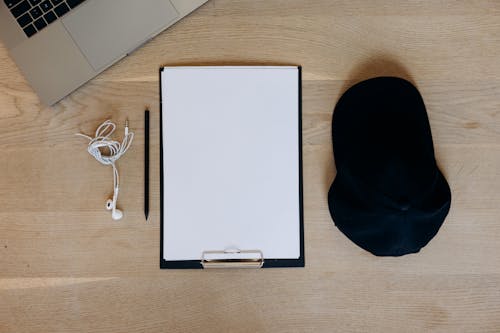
[161,66,301,261]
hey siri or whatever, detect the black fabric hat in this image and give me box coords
[328,77,451,256]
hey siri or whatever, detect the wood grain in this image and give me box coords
[1,1,500,332]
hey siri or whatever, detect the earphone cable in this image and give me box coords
[76,120,134,218]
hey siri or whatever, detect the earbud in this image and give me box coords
[106,199,113,211]
[105,198,123,220]
[112,208,123,220]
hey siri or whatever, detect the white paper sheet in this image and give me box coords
[162,66,300,261]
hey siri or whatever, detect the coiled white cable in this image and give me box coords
[76,120,134,220]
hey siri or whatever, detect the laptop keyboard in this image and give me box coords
[5,0,87,38]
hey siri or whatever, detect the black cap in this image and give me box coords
[328,77,451,256]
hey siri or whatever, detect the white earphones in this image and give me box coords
[77,120,134,221]
[106,198,123,220]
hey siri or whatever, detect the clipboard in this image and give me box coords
[160,66,304,269]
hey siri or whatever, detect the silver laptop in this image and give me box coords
[0,0,208,105]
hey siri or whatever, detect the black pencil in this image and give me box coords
[144,109,150,221]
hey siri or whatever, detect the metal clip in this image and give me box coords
[201,249,264,269]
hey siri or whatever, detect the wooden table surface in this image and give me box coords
[1,1,500,332]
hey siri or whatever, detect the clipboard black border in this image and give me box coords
[160,66,304,269]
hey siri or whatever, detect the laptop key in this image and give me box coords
[28,0,41,5]
[23,24,37,37]
[10,0,30,17]
[17,12,32,27]
[33,16,46,30]
[53,2,69,17]
[43,10,56,24]
[29,6,42,19]
[5,0,22,8]
[66,0,84,9]
[49,0,62,5]
[40,0,52,11]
